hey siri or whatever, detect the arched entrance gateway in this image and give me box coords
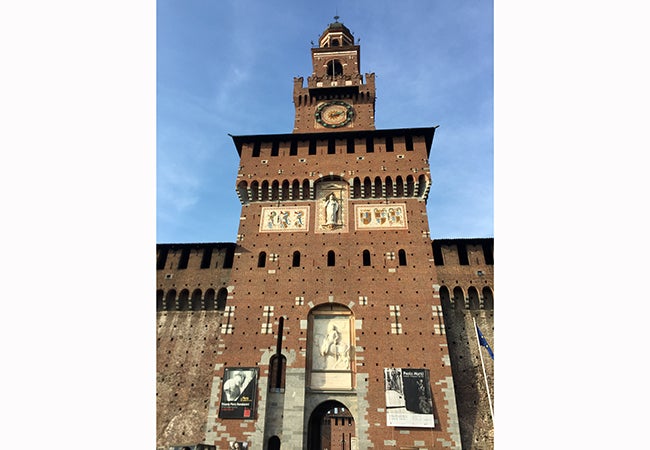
[308,401,355,450]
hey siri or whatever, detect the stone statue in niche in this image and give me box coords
[323,193,341,229]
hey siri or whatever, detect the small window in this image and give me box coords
[362,250,371,266]
[252,141,261,157]
[290,140,298,156]
[398,249,407,266]
[308,139,317,155]
[327,250,335,267]
[258,251,267,268]
[292,251,301,267]
[271,141,279,157]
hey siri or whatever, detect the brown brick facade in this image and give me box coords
[157,18,493,450]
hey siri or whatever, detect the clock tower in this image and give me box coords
[293,17,376,132]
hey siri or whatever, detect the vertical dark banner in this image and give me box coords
[218,367,259,419]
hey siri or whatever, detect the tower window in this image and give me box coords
[309,139,317,155]
[290,140,298,156]
[398,249,407,266]
[362,250,371,266]
[271,141,279,157]
[252,141,261,157]
[327,250,335,266]
[258,251,267,268]
[292,251,301,267]
[327,60,343,77]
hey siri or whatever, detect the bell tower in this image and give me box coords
[293,17,376,132]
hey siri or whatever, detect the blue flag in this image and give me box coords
[476,325,494,360]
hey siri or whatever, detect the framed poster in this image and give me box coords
[218,367,259,419]
[384,368,435,428]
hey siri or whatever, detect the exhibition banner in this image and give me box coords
[218,368,259,419]
[384,368,435,428]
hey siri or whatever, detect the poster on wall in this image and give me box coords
[218,367,259,419]
[384,368,435,428]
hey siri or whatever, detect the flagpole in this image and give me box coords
[473,316,494,423]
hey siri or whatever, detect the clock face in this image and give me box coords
[315,101,354,128]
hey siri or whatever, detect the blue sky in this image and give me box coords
[4,2,650,448]
[157,0,494,243]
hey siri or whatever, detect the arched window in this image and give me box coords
[292,179,300,200]
[268,436,281,450]
[258,251,267,268]
[292,251,301,267]
[395,176,404,197]
[191,289,202,311]
[374,176,382,198]
[216,288,228,311]
[164,290,176,310]
[327,250,335,266]
[250,181,259,201]
[302,179,311,199]
[385,177,394,197]
[282,180,290,200]
[439,286,452,311]
[453,286,466,309]
[271,180,280,200]
[237,180,249,203]
[362,250,371,266]
[327,59,343,76]
[268,354,287,392]
[406,175,415,197]
[178,289,190,311]
[156,290,164,311]
[468,287,480,310]
[482,287,494,310]
[261,180,270,201]
[417,174,427,197]
[353,177,361,198]
[363,177,372,198]
[398,249,407,266]
[204,289,216,310]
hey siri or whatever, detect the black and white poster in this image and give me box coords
[384,368,435,428]
[218,367,258,419]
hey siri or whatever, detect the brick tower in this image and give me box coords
[200,17,463,450]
